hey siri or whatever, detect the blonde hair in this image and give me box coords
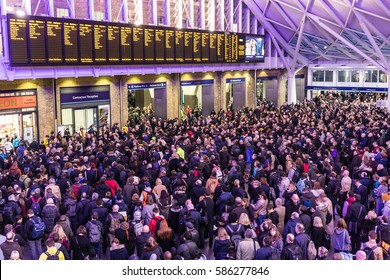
[238,213,251,226]
[51,224,68,242]
[216,227,230,240]
[313,216,324,228]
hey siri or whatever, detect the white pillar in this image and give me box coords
[199,0,205,29]
[122,0,128,23]
[387,75,390,113]
[48,0,55,17]
[288,74,297,104]
[88,0,94,20]
[1,0,7,16]
[69,0,75,18]
[105,0,112,21]
[151,0,158,25]
[164,0,170,26]
[24,0,31,15]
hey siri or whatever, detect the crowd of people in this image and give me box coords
[0,93,390,261]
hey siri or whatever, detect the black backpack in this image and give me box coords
[288,245,304,260]
[44,250,61,260]
[363,244,378,260]
[3,203,15,224]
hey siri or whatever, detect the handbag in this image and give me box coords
[325,211,332,224]
[200,200,208,225]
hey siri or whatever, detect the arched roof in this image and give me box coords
[244,0,390,71]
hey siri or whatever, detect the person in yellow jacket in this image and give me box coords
[39,239,65,260]
[177,146,185,160]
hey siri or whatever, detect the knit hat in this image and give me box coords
[134,211,141,220]
[304,200,311,208]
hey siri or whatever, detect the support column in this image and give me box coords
[105,0,112,21]
[387,75,390,113]
[164,0,170,26]
[199,0,205,29]
[24,0,32,15]
[48,0,55,17]
[176,0,183,28]
[122,0,128,23]
[287,74,297,104]
[151,0,158,25]
[88,0,94,20]
[1,0,7,16]
[69,0,75,18]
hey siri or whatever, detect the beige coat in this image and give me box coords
[275,205,286,234]
[236,238,260,260]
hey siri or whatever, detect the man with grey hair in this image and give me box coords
[281,233,304,260]
[107,204,124,244]
[45,178,61,203]
[236,229,260,260]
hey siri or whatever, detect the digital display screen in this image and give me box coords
[120,26,132,62]
[79,22,93,63]
[144,28,155,62]
[94,23,107,63]
[245,35,265,62]
[175,30,184,62]
[201,32,209,62]
[155,28,165,62]
[63,20,79,63]
[8,17,28,65]
[133,27,144,62]
[165,29,175,62]
[29,19,46,64]
[6,14,264,66]
[46,19,63,63]
[107,24,120,63]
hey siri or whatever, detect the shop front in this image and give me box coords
[226,78,246,110]
[0,89,38,142]
[60,85,110,134]
[180,79,214,116]
[128,82,167,119]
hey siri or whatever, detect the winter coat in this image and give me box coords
[213,238,230,260]
[41,204,59,233]
[236,238,259,260]
[110,244,129,260]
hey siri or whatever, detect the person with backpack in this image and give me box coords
[225,213,245,254]
[25,209,45,260]
[236,229,260,260]
[26,189,45,217]
[281,233,304,260]
[360,230,383,260]
[295,223,316,260]
[41,198,60,240]
[376,215,390,259]
[107,204,125,245]
[255,236,280,260]
[149,207,165,238]
[3,194,21,225]
[86,212,104,259]
[39,238,65,260]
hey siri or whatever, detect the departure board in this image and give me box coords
[193,31,201,62]
[133,27,144,62]
[29,19,46,63]
[107,24,120,63]
[165,29,174,62]
[120,26,132,62]
[224,34,233,63]
[46,19,63,63]
[63,20,79,63]
[209,33,217,63]
[175,30,184,62]
[6,14,265,66]
[217,33,225,62]
[8,17,28,65]
[155,28,165,62]
[201,32,209,62]
[144,28,155,62]
[79,23,93,63]
[94,24,107,63]
[184,31,193,62]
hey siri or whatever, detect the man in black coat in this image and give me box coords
[135,225,153,257]
[345,194,367,253]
